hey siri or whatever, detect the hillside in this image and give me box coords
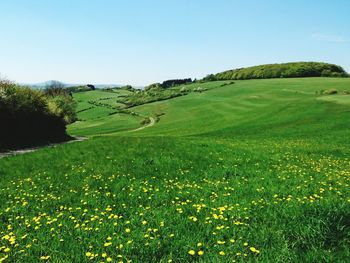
[0,78,349,262]
[68,78,350,139]
[203,62,349,81]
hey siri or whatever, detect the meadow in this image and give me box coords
[0,78,349,262]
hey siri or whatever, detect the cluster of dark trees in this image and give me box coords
[144,79,193,91]
[161,78,193,88]
[0,79,77,150]
[65,83,95,93]
[203,62,349,81]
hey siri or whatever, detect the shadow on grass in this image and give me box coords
[0,134,86,158]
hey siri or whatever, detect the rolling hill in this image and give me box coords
[0,77,349,262]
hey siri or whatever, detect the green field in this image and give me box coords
[1,78,349,262]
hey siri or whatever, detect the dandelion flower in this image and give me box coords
[250,247,260,254]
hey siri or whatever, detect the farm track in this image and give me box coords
[0,115,156,159]
[0,137,86,159]
[130,117,155,132]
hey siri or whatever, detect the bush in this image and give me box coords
[180,86,190,93]
[45,87,77,124]
[47,95,77,124]
[322,89,338,95]
[0,79,76,150]
[193,87,207,93]
[144,83,162,91]
[140,118,151,126]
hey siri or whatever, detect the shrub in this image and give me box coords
[0,79,76,149]
[193,87,207,93]
[140,118,151,126]
[180,86,190,93]
[45,87,77,124]
[144,83,162,91]
[322,89,338,95]
[47,95,77,124]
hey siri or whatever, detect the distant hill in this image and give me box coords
[22,81,127,89]
[203,62,349,81]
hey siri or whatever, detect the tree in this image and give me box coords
[44,81,69,97]
[87,84,96,90]
[46,80,65,89]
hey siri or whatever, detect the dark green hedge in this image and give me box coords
[0,80,77,150]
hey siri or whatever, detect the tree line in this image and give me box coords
[145,78,193,90]
[203,62,349,81]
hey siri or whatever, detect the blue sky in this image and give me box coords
[0,0,349,86]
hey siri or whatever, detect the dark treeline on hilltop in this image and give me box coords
[161,78,192,88]
[203,62,349,81]
[65,84,95,93]
[0,79,77,150]
[145,78,193,90]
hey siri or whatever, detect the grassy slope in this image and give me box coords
[126,78,350,138]
[0,78,349,262]
[68,89,143,136]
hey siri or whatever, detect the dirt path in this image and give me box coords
[282,89,314,95]
[0,137,86,159]
[130,117,155,132]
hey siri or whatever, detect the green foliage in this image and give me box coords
[161,78,192,88]
[204,62,349,81]
[322,88,338,95]
[120,88,186,108]
[119,81,230,109]
[120,85,134,91]
[44,86,77,124]
[47,95,77,124]
[65,85,95,93]
[0,80,76,149]
[144,83,162,91]
[202,74,216,81]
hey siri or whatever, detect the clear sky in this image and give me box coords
[0,0,349,86]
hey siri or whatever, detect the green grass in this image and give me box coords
[68,113,143,137]
[0,78,349,262]
[74,89,132,117]
[68,89,143,136]
[318,94,350,105]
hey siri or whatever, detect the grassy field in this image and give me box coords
[0,78,349,262]
[68,89,144,136]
